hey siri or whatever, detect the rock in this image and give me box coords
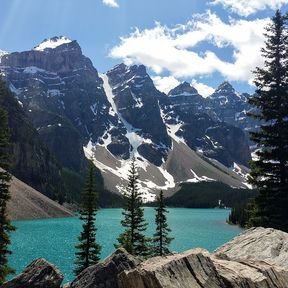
[69,248,141,288]
[2,258,63,288]
[212,256,288,288]
[214,227,288,269]
[118,247,288,288]
[118,248,225,288]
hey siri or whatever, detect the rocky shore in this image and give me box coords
[3,227,288,288]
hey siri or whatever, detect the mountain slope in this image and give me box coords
[7,172,73,220]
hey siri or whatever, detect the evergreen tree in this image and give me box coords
[0,80,15,284]
[115,157,149,256]
[74,160,101,275]
[247,10,288,231]
[152,190,173,256]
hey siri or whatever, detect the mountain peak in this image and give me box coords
[215,81,235,94]
[110,63,147,74]
[168,81,198,97]
[33,36,73,51]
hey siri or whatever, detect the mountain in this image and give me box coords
[0,37,254,201]
[161,81,251,167]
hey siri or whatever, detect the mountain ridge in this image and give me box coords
[0,37,255,201]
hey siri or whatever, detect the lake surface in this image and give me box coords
[9,208,242,283]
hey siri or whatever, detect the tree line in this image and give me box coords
[74,156,174,275]
[229,10,288,230]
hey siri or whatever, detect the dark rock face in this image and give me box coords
[106,64,171,165]
[68,248,141,288]
[0,80,62,199]
[207,81,259,133]
[161,82,251,167]
[205,124,251,166]
[2,258,63,288]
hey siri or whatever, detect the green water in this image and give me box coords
[9,208,242,283]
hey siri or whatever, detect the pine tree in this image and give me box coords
[74,160,101,275]
[247,10,288,231]
[115,157,149,257]
[0,80,15,284]
[152,190,174,256]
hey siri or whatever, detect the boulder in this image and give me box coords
[69,248,141,288]
[118,248,225,288]
[118,248,288,288]
[2,258,63,288]
[214,227,288,269]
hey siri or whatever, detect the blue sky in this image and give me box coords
[1,0,288,96]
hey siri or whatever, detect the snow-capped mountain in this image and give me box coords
[0,37,254,201]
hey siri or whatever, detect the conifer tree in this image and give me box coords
[152,190,173,256]
[0,80,15,284]
[115,157,149,256]
[74,160,101,275]
[247,10,288,231]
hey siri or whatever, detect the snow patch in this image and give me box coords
[84,142,156,202]
[187,169,215,183]
[0,50,8,63]
[90,103,97,116]
[9,84,21,96]
[47,89,61,97]
[100,73,150,154]
[23,66,45,74]
[34,36,72,51]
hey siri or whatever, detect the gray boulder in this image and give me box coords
[2,258,63,288]
[214,227,288,269]
[68,248,141,288]
[118,248,288,288]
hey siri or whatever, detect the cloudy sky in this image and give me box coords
[1,0,288,96]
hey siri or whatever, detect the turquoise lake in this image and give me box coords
[9,208,242,283]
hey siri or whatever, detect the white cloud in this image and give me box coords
[191,79,215,97]
[102,0,119,8]
[211,0,288,16]
[110,12,268,85]
[152,76,180,94]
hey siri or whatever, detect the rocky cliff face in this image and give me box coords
[5,228,288,288]
[106,64,171,166]
[207,81,260,145]
[0,80,62,199]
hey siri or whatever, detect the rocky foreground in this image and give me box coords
[3,227,288,288]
